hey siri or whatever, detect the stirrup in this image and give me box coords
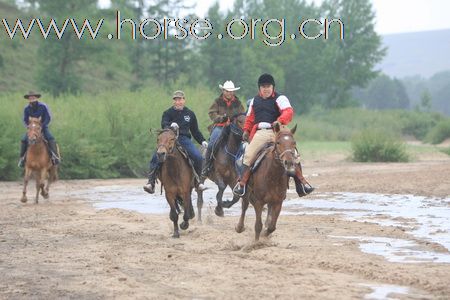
[296,182,314,196]
[233,182,246,197]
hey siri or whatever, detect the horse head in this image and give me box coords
[156,128,178,163]
[27,117,43,145]
[229,113,246,137]
[273,123,298,176]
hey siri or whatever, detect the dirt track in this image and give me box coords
[0,152,449,299]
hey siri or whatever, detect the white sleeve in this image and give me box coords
[276,95,292,110]
[246,98,254,116]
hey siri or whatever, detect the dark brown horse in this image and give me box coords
[235,123,297,241]
[21,117,58,204]
[206,113,246,216]
[155,128,203,238]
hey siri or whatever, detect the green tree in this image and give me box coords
[27,0,101,96]
[419,89,432,112]
[319,0,385,108]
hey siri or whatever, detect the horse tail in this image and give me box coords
[175,196,182,214]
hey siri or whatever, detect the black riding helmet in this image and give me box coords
[258,73,275,87]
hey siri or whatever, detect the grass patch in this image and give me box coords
[351,129,409,162]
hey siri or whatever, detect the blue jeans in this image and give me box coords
[21,127,55,143]
[148,135,203,176]
[207,126,223,154]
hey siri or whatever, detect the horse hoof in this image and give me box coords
[215,206,224,217]
[172,232,180,238]
[235,224,245,233]
[20,197,27,203]
[42,192,49,199]
[180,221,189,230]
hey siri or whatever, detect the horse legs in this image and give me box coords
[264,202,282,237]
[34,171,42,204]
[265,203,272,229]
[221,194,240,209]
[180,193,192,230]
[196,189,203,223]
[214,185,225,217]
[169,202,180,238]
[235,195,249,233]
[21,168,32,203]
[254,201,264,241]
[40,169,49,199]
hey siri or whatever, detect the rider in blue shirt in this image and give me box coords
[19,91,60,167]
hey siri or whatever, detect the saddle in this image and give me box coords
[175,142,201,182]
[236,142,274,176]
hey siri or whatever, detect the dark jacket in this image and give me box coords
[161,106,206,144]
[208,94,245,129]
[23,101,51,128]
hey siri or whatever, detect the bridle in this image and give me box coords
[27,122,43,145]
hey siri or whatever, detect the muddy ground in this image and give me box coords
[0,150,449,299]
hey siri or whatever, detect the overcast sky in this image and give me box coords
[99,0,450,35]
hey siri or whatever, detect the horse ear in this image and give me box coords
[274,122,281,133]
[291,124,297,134]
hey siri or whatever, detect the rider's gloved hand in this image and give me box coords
[214,115,228,123]
[202,141,208,148]
[170,122,179,129]
[272,120,282,129]
[242,131,250,142]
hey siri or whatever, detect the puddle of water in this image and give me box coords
[72,182,240,215]
[72,183,450,264]
[333,235,450,263]
[361,284,410,300]
[286,192,450,252]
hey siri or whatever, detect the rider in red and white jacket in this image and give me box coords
[233,73,314,197]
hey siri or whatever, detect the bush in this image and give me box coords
[352,129,409,162]
[440,147,450,156]
[425,119,450,144]
[398,111,442,140]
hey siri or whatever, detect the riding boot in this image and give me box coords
[143,165,159,194]
[294,163,314,197]
[233,165,251,196]
[194,166,207,192]
[201,146,213,178]
[18,141,27,168]
[48,140,60,165]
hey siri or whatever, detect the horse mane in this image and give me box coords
[213,125,231,151]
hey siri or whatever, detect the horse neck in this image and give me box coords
[265,149,286,178]
[28,139,47,154]
[163,147,188,171]
[225,130,241,153]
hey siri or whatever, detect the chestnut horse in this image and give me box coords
[155,128,203,238]
[206,113,246,216]
[21,117,58,204]
[235,123,297,241]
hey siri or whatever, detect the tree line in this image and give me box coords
[1,0,384,112]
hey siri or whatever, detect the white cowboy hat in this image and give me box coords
[219,80,240,92]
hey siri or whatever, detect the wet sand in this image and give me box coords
[0,153,449,299]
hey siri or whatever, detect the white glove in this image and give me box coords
[202,141,208,148]
[170,122,179,129]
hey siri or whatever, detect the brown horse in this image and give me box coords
[21,117,58,204]
[235,123,297,241]
[155,128,203,238]
[206,113,246,216]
